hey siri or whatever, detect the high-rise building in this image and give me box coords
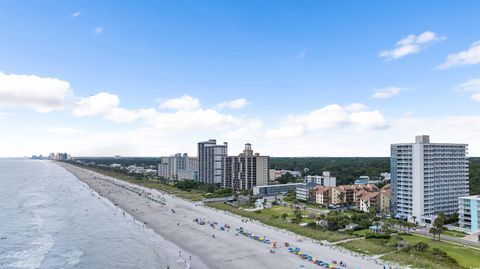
[197,139,228,184]
[223,143,269,190]
[391,135,469,224]
[158,153,197,180]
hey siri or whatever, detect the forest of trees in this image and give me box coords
[270,157,480,195]
[270,157,390,185]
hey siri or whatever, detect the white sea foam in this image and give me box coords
[6,233,55,269]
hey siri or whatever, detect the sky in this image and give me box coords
[1,1,480,157]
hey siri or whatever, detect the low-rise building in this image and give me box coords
[253,182,303,196]
[459,195,480,234]
[269,169,302,181]
[314,186,332,205]
[305,171,336,187]
[356,189,391,213]
[296,181,317,202]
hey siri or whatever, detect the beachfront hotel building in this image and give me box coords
[253,182,304,196]
[198,139,228,184]
[391,135,469,224]
[458,195,480,234]
[223,143,269,191]
[158,153,198,180]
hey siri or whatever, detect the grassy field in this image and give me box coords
[339,233,480,268]
[442,230,467,238]
[339,238,393,255]
[397,235,480,268]
[206,202,355,242]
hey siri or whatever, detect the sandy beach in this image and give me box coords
[58,162,394,269]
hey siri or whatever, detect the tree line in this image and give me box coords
[270,157,480,195]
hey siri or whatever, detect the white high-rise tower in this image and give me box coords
[391,135,469,224]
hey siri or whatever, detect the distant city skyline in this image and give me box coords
[1,1,480,157]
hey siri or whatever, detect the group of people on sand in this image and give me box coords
[91,172,166,205]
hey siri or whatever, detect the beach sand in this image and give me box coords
[58,162,391,269]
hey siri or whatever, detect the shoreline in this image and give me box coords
[57,162,390,269]
[58,162,207,269]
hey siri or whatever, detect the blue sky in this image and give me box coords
[1,1,480,157]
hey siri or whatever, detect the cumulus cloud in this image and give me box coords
[371,87,402,99]
[455,78,480,102]
[70,11,81,17]
[216,98,249,109]
[73,92,119,117]
[380,31,445,60]
[264,103,386,140]
[0,71,73,112]
[264,125,305,140]
[95,27,103,34]
[158,95,200,111]
[438,41,480,69]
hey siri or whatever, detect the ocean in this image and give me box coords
[0,159,178,269]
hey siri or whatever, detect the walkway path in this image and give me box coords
[333,236,365,245]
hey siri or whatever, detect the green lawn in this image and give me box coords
[350,229,369,237]
[442,230,467,238]
[339,238,392,255]
[398,234,480,268]
[206,202,355,242]
[339,233,480,269]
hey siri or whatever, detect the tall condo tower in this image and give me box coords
[391,135,469,224]
[224,143,269,191]
[197,139,228,184]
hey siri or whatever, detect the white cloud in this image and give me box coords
[264,103,386,140]
[454,78,480,102]
[46,127,84,134]
[158,95,200,111]
[0,71,73,112]
[73,92,156,122]
[371,87,402,99]
[264,125,305,140]
[73,92,119,117]
[380,31,445,60]
[95,27,103,34]
[71,11,82,17]
[438,41,480,69]
[471,93,480,102]
[216,98,249,109]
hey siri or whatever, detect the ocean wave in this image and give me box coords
[5,233,55,269]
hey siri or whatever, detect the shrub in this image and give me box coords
[432,248,447,257]
[413,242,429,252]
[307,221,317,229]
[365,232,391,239]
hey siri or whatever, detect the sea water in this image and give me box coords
[0,159,176,269]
